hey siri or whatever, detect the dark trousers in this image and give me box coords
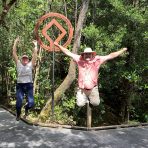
[16,83,34,116]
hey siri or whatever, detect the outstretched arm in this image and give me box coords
[54,42,75,58]
[102,48,128,63]
[12,37,19,64]
[31,40,38,66]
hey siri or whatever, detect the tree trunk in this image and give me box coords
[0,0,17,27]
[33,47,42,94]
[39,0,90,121]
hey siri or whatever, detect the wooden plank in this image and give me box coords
[87,102,92,128]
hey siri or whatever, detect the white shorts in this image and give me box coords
[76,86,100,107]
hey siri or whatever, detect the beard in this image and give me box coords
[85,58,91,61]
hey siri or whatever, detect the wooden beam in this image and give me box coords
[87,102,92,128]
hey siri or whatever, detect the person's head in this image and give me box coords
[81,47,96,61]
[21,55,29,65]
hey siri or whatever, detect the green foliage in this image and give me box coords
[122,71,141,83]
[82,24,127,55]
[0,0,147,126]
[49,94,76,125]
[34,93,45,111]
[8,66,17,81]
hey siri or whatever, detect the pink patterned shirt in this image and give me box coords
[72,54,106,89]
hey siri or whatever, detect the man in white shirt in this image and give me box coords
[12,37,38,121]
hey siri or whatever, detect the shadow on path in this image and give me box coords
[0,108,148,148]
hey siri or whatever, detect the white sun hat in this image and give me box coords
[81,47,96,56]
[21,55,29,59]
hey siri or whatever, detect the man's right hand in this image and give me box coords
[54,41,73,57]
[15,36,20,43]
[54,42,59,47]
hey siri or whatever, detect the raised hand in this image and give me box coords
[123,47,128,51]
[32,40,37,47]
[54,42,59,47]
[14,36,20,43]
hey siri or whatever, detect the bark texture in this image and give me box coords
[39,0,90,121]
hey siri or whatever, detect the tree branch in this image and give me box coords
[39,0,90,121]
[0,0,17,26]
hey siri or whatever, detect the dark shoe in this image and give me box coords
[24,109,29,119]
[16,115,20,121]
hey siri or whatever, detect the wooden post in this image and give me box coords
[87,102,92,128]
